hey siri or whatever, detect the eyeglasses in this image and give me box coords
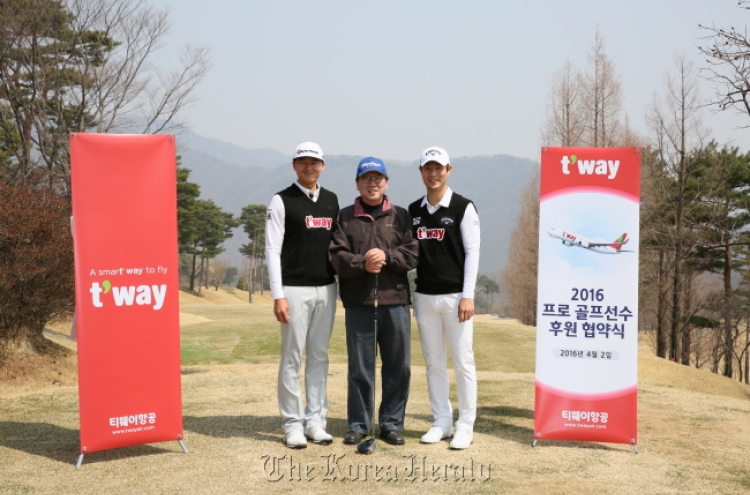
[358,176,386,184]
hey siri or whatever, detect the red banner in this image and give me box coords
[71,133,183,454]
[534,383,637,443]
[539,147,641,202]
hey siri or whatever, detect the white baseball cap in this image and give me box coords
[419,146,450,167]
[293,142,324,161]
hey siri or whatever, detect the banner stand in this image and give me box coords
[75,440,189,469]
[531,438,638,454]
[71,133,185,469]
[532,147,641,453]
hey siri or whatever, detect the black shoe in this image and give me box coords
[344,431,364,445]
[379,429,405,445]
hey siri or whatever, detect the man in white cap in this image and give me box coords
[266,142,339,448]
[409,146,480,450]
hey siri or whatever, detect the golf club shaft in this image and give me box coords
[371,273,378,434]
[357,273,379,454]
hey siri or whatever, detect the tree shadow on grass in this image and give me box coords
[410,406,620,451]
[183,414,447,452]
[407,406,535,446]
[477,406,620,451]
[0,421,179,466]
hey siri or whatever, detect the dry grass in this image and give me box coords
[1,292,750,494]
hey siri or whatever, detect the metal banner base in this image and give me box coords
[75,440,189,469]
[532,438,638,454]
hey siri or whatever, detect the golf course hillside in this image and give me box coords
[1,288,749,495]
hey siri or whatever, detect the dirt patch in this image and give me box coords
[179,290,215,305]
[0,342,77,396]
[45,314,74,338]
[180,312,212,326]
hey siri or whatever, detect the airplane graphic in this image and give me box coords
[547,228,632,254]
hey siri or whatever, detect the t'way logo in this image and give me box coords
[417,227,445,241]
[561,155,620,179]
[90,281,167,310]
[305,216,333,230]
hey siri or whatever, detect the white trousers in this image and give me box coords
[277,283,336,433]
[414,292,477,433]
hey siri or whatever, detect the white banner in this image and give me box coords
[534,147,640,445]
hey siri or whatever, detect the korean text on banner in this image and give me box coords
[534,147,640,445]
[71,133,183,454]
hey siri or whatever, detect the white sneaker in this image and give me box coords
[305,425,333,444]
[449,430,473,450]
[284,430,308,449]
[420,426,452,444]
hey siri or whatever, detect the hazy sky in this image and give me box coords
[148,0,750,162]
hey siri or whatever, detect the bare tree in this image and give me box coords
[0,0,209,187]
[208,258,230,291]
[645,54,710,364]
[541,60,586,147]
[639,147,674,357]
[582,29,625,147]
[699,1,750,124]
[68,0,209,135]
[542,30,635,149]
[502,170,540,326]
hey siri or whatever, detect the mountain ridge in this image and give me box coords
[177,133,538,278]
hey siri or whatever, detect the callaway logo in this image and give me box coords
[440,216,454,226]
[90,281,167,310]
[561,155,620,179]
[417,227,445,241]
[359,162,380,169]
[305,216,333,230]
[425,149,442,157]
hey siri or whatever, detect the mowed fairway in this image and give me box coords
[2,288,750,494]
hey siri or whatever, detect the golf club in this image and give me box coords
[357,273,378,455]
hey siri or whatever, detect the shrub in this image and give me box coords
[0,184,73,356]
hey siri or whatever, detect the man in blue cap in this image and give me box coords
[329,157,419,446]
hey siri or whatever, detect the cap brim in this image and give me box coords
[420,159,450,167]
[357,171,388,178]
[294,153,324,161]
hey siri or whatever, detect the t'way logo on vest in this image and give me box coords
[305,216,333,230]
[417,226,445,241]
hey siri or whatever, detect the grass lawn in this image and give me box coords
[1,289,750,494]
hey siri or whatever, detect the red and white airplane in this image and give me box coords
[547,228,632,254]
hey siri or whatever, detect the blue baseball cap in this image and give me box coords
[356,157,388,178]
